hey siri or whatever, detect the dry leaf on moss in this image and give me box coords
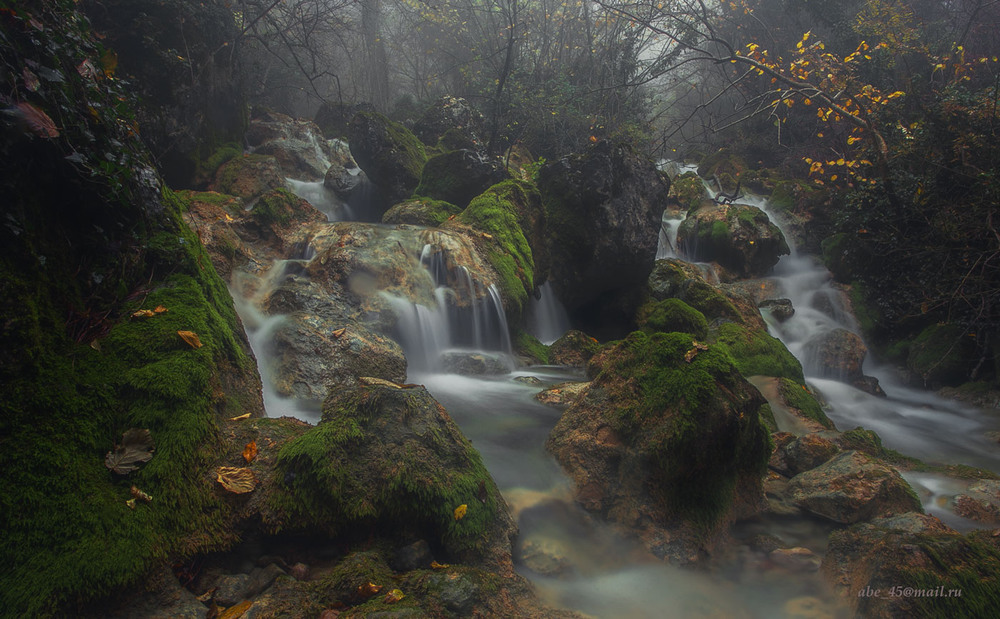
[216,467,256,494]
[131,309,155,318]
[177,330,203,348]
[242,441,258,464]
[105,428,155,475]
[453,504,467,521]
[130,485,152,503]
[384,589,405,603]
[217,600,253,619]
[229,413,251,421]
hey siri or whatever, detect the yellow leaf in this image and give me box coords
[177,330,203,349]
[218,600,254,619]
[332,327,347,339]
[132,309,155,318]
[216,467,256,494]
[153,305,168,314]
[430,560,450,569]
[384,589,406,603]
[130,485,152,503]
[453,504,468,520]
[126,498,136,509]
[230,412,251,421]
[243,441,258,464]
[836,158,845,166]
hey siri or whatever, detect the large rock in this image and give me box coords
[954,480,1000,525]
[313,101,375,140]
[537,141,669,327]
[548,330,600,367]
[414,149,508,209]
[677,203,789,277]
[822,513,1000,618]
[247,111,352,181]
[545,331,772,563]
[802,328,884,396]
[382,197,463,227]
[412,95,485,147]
[265,384,516,567]
[348,111,428,208]
[211,154,285,201]
[786,451,922,523]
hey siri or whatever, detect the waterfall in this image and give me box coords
[526,281,571,344]
[655,212,687,260]
[285,178,348,221]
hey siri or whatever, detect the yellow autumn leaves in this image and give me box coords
[129,304,205,349]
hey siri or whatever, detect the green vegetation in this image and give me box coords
[515,330,550,365]
[838,428,921,469]
[713,322,805,382]
[670,172,706,212]
[898,531,1000,618]
[776,377,834,429]
[382,197,463,226]
[250,188,304,227]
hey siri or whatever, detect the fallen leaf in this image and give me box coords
[453,504,467,521]
[332,327,346,339]
[230,413,251,421]
[196,590,214,603]
[126,498,136,509]
[130,485,152,503]
[384,589,405,603]
[242,441,258,464]
[217,600,253,619]
[22,68,40,92]
[153,305,168,314]
[430,560,450,569]
[77,58,98,79]
[355,582,382,600]
[683,342,710,363]
[105,428,155,475]
[131,309,155,318]
[216,467,256,494]
[178,330,203,348]
[13,102,59,138]
[358,376,401,388]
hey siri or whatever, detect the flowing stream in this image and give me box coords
[230,154,999,617]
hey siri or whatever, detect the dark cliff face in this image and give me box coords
[1,2,261,614]
[81,0,246,188]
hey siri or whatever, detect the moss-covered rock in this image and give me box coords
[349,111,428,207]
[546,331,772,562]
[714,322,805,382]
[515,330,550,365]
[777,377,835,430]
[677,204,790,277]
[412,95,485,148]
[636,298,709,339]
[210,153,285,201]
[451,179,546,320]
[265,384,515,566]
[907,323,979,388]
[382,197,463,226]
[823,513,1000,618]
[549,329,601,367]
[669,171,707,213]
[414,149,508,209]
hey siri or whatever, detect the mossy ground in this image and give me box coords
[713,322,805,383]
[777,377,834,429]
[636,298,709,339]
[0,188,257,616]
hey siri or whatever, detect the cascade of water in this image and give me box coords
[285,178,348,221]
[655,211,687,260]
[526,281,571,345]
[486,283,514,355]
[457,266,483,349]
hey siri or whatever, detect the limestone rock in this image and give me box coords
[759,298,795,322]
[348,111,427,208]
[787,451,922,523]
[247,112,350,181]
[381,198,463,227]
[414,149,508,209]
[548,330,600,368]
[677,203,789,277]
[211,154,285,201]
[802,328,884,396]
[535,381,590,408]
[954,480,1000,525]
[772,433,841,477]
[412,95,485,147]
[770,547,821,572]
[440,351,511,376]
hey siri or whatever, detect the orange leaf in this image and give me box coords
[177,330,203,348]
[217,600,253,619]
[332,327,346,339]
[430,560,450,569]
[453,504,468,520]
[242,441,258,464]
[216,467,256,494]
[153,305,168,314]
[131,309,155,318]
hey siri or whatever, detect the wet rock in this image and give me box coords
[773,433,841,477]
[759,298,795,322]
[786,451,922,523]
[211,154,285,201]
[267,384,516,567]
[548,330,600,368]
[535,381,590,408]
[906,322,979,388]
[289,563,310,581]
[314,101,375,140]
[677,203,790,278]
[102,566,208,619]
[348,111,427,208]
[770,547,821,572]
[513,375,542,385]
[954,480,1000,525]
[820,512,1000,618]
[783,596,837,619]
[537,141,669,324]
[213,573,250,607]
[323,164,366,199]
[247,564,286,597]
[269,315,407,400]
[178,191,249,278]
[517,537,572,576]
[412,95,484,147]
[237,189,326,257]
[430,572,480,614]
[392,539,433,571]
[381,197,463,227]
[414,149,508,209]
[546,331,772,564]
[802,328,884,396]
[247,112,350,181]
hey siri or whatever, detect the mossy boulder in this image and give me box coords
[210,153,285,201]
[248,111,351,181]
[348,111,428,207]
[636,298,709,339]
[314,100,375,140]
[450,179,547,320]
[677,204,789,277]
[265,384,515,566]
[514,330,550,365]
[647,259,744,324]
[802,327,884,395]
[714,322,805,383]
[786,451,922,523]
[549,329,600,367]
[907,323,979,388]
[382,197,464,226]
[546,331,772,562]
[822,512,1000,618]
[412,95,485,148]
[537,141,669,325]
[414,149,508,209]
[669,171,707,213]
[178,190,248,278]
[242,188,326,254]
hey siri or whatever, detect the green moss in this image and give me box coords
[713,322,804,382]
[679,280,741,321]
[250,188,301,227]
[848,280,880,337]
[907,323,976,387]
[268,386,502,559]
[355,111,427,183]
[515,330,550,364]
[382,197,462,226]
[758,403,778,432]
[839,428,922,468]
[897,531,1000,618]
[709,219,730,244]
[594,331,771,525]
[670,172,706,213]
[0,187,254,616]
[776,377,834,429]
[194,143,241,187]
[457,180,538,316]
[636,298,709,339]
[213,153,275,194]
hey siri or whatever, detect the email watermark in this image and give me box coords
[857,585,962,599]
